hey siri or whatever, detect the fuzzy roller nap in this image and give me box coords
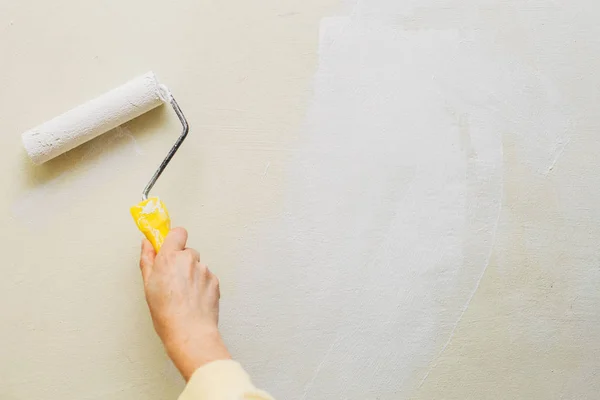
[21,72,190,251]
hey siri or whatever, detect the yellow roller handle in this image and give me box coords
[130,197,171,252]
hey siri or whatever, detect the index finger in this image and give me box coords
[160,227,189,253]
[139,238,156,282]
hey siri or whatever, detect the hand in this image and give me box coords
[139,227,231,381]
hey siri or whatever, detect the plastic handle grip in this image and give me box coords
[130,197,171,252]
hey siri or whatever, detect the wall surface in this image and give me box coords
[1,0,599,399]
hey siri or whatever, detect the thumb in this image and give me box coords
[140,238,156,283]
[160,227,189,253]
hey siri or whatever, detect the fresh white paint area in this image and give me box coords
[223,17,504,398]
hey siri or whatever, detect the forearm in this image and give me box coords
[178,360,274,400]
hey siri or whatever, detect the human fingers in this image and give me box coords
[160,227,189,253]
[140,239,156,283]
[182,248,201,263]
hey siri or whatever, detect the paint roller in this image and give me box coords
[21,72,189,251]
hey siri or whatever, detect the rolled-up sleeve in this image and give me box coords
[178,360,274,400]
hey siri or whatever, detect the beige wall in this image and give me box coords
[1,1,599,399]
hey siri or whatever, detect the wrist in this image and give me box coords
[165,327,232,381]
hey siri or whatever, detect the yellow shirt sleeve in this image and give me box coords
[178,360,275,400]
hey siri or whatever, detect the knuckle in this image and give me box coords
[183,250,196,262]
[198,263,210,276]
[208,272,220,289]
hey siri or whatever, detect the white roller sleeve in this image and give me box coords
[22,71,167,164]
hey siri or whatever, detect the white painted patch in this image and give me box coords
[222,15,507,398]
